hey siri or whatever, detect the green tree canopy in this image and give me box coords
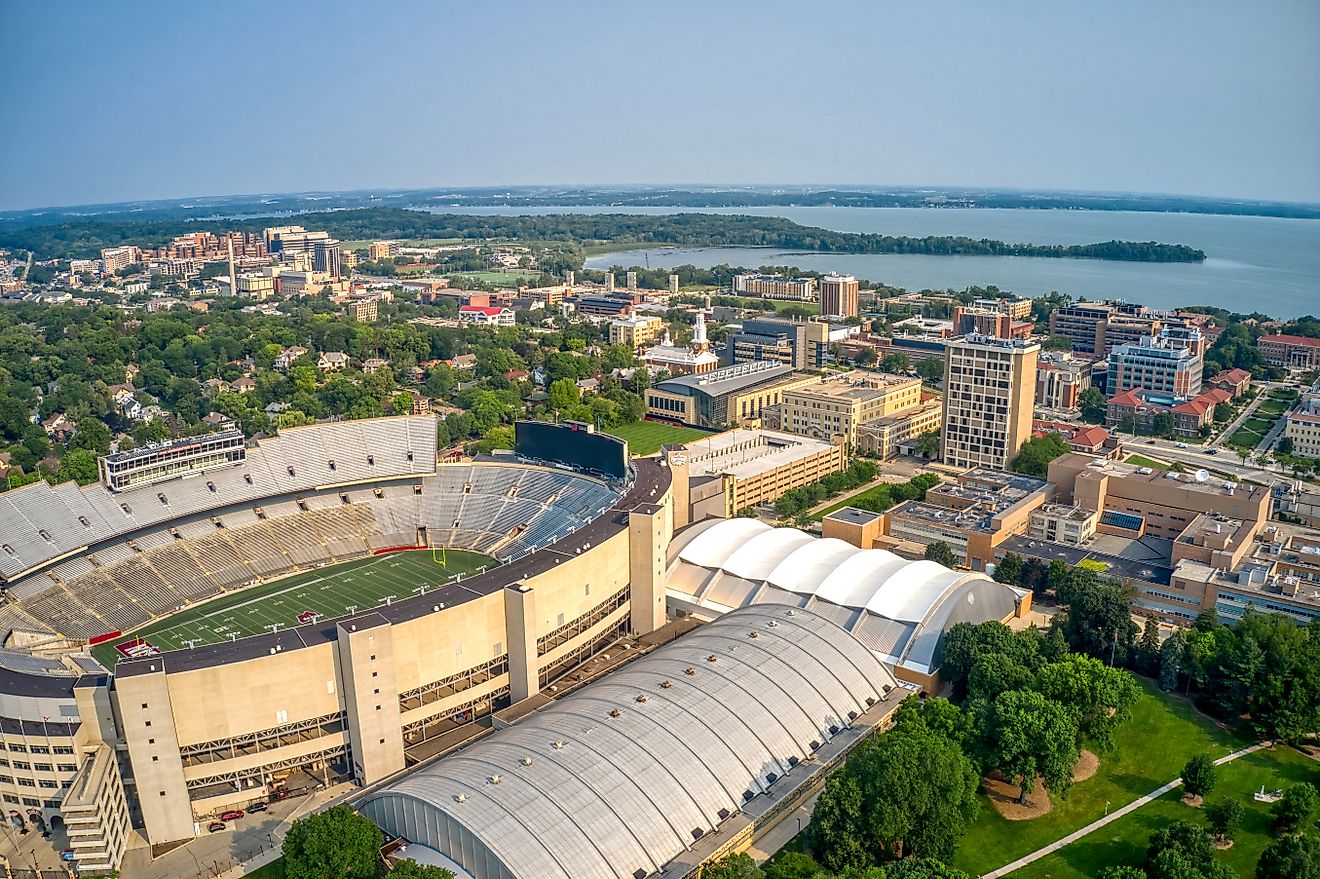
[978,689,1080,804]
[1034,654,1141,752]
[1180,754,1217,799]
[282,805,383,879]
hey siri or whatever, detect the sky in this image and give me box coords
[2,0,1318,210]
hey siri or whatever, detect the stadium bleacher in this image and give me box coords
[1,457,624,647]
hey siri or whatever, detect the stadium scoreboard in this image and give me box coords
[514,420,629,479]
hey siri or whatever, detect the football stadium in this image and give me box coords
[0,415,1028,878]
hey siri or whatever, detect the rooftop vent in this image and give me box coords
[552,740,566,750]
[609,709,621,718]
[661,680,672,689]
[521,757,533,767]
[488,775,501,785]
[454,793,467,803]
[684,667,695,676]
[707,654,718,663]
[636,694,648,703]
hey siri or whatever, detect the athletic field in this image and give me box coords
[91,549,496,668]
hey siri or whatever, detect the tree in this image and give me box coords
[882,352,911,374]
[387,861,456,879]
[1034,654,1141,752]
[1080,387,1108,423]
[703,853,761,879]
[1010,433,1071,477]
[547,377,581,411]
[980,689,1080,804]
[1062,578,1138,666]
[1180,754,1217,799]
[1160,630,1186,691]
[56,447,99,485]
[282,805,383,879]
[1043,334,1074,351]
[1278,436,1294,455]
[967,652,1034,702]
[809,724,980,869]
[1255,835,1320,879]
[1137,618,1162,676]
[69,417,112,455]
[924,541,958,568]
[916,357,945,385]
[1146,821,1218,878]
[886,859,974,879]
[1152,412,1174,438]
[1097,868,1149,879]
[1271,782,1319,836]
[915,430,942,459]
[993,553,1024,585]
[1204,798,1243,844]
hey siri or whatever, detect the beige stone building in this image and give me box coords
[941,334,1039,471]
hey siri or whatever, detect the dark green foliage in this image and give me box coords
[1180,754,1217,798]
[1271,783,1319,836]
[992,553,1023,585]
[1009,433,1071,477]
[1059,576,1138,666]
[924,541,958,568]
[703,853,762,879]
[809,722,980,870]
[386,861,456,879]
[977,689,1080,804]
[282,805,383,879]
[1203,798,1244,844]
[1255,834,1320,879]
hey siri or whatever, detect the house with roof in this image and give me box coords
[230,376,256,394]
[274,346,309,370]
[1106,387,1232,438]
[458,305,515,327]
[446,354,478,371]
[317,352,350,372]
[1208,367,1252,399]
[362,357,389,374]
[202,411,236,430]
[202,377,228,396]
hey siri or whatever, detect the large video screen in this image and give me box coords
[515,421,629,479]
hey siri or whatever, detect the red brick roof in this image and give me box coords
[1259,334,1320,348]
[459,305,506,316]
[1070,426,1111,448]
[1108,389,1146,407]
[1210,367,1251,385]
[1172,399,1209,416]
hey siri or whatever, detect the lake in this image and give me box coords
[427,205,1320,318]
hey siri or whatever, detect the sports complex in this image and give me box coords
[0,414,1030,878]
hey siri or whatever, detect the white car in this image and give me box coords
[1176,442,1188,449]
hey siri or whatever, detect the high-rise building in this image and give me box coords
[1107,330,1204,400]
[1035,351,1091,410]
[941,334,1040,470]
[819,274,859,318]
[264,225,333,256]
[369,241,399,260]
[626,270,638,290]
[604,272,615,292]
[100,245,139,274]
[1048,300,1155,355]
[312,239,343,279]
[609,313,665,349]
[669,273,680,295]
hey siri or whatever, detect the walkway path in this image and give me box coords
[979,742,1269,879]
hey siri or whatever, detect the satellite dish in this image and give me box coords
[1195,469,1211,483]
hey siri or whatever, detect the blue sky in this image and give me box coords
[2,0,1317,209]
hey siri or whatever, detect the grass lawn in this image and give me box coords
[952,679,1249,877]
[811,482,895,521]
[606,421,712,456]
[1011,746,1320,879]
[244,859,284,879]
[90,550,496,668]
[1257,398,1290,416]
[1123,454,1170,471]
[442,270,541,286]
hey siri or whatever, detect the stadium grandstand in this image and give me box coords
[0,416,677,874]
[663,517,1032,689]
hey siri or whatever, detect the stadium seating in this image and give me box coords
[3,460,625,646]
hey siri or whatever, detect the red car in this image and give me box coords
[220,810,244,822]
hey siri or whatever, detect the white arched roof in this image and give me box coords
[669,518,1023,675]
[361,606,897,879]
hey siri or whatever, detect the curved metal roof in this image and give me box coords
[361,605,897,879]
[668,519,1022,675]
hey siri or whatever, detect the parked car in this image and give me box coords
[273,788,292,802]
[1206,449,1219,455]
[1176,442,1189,449]
[220,810,244,821]
[247,802,268,813]
[207,821,226,833]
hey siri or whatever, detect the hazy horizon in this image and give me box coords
[3,0,1317,211]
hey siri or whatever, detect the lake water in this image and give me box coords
[427,205,1320,318]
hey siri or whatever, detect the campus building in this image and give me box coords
[732,273,817,301]
[1257,334,1320,368]
[1035,351,1091,411]
[645,361,818,429]
[608,313,665,349]
[725,317,855,370]
[766,371,922,446]
[1106,330,1204,399]
[819,273,859,318]
[941,334,1040,471]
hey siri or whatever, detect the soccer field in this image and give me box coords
[91,549,496,668]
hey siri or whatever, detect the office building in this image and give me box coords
[625,270,638,289]
[941,334,1040,470]
[645,361,818,428]
[732,273,817,301]
[1035,351,1091,410]
[1258,334,1320,368]
[951,305,1032,340]
[263,225,333,256]
[608,313,665,349]
[1048,300,1153,355]
[346,297,379,322]
[726,317,856,369]
[369,241,399,260]
[819,273,859,318]
[99,245,139,274]
[879,469,1053,571]
[768,371,922,447]
[675,428,846,519]
[853,399,944,460]
[669,273,680,295]
[1106,330,1204,399]
[312,239,343,279]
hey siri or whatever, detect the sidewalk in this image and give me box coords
[979,742,1268,879]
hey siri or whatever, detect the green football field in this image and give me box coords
[91,549,496,668]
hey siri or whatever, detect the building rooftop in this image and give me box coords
[824,507,884,527]
[1259,334,1320,348]
[1033,503,1096,522]
[1072,454,1268,502]
[684,429,837,482]
[656,361,797,396]
[1000,534,1174,585]
[782,371,919,403]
